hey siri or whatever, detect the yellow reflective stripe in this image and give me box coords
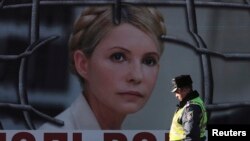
[170,106,185,140]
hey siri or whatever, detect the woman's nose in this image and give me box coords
[127,61,143,84]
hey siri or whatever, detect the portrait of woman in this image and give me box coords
[39,4,166,130]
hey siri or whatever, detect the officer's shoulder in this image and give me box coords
[185,102,202,111]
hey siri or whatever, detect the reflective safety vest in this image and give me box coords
[169,97,207,141]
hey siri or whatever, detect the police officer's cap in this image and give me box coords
[171,75,193,93]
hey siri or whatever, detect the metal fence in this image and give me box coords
[0,0,250,129]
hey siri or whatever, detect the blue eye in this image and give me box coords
[143,57,157,66]
[110,52,126,62]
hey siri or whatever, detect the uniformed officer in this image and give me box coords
[169,75,207,141]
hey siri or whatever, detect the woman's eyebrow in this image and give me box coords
[108,46,130,53]
[108,46,160,58]
[144,52,160,59]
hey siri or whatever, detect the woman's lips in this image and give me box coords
[118,91,144,98]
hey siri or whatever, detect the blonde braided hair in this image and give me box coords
[68,4,166,84]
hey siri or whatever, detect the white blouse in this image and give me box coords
[39,94,101,130]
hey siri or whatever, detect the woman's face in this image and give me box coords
[83,23,160,115]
